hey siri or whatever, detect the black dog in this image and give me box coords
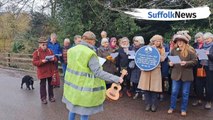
[21,75,34,90]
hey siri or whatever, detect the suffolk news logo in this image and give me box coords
[148,11,196,19]
[124,6,211,21]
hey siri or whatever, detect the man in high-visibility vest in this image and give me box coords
[62,31,124,120]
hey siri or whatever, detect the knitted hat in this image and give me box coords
[38,37,47,43]
[133,36,145,44]
[150,35,163,43]
[101,38,109,45]
[173,30,191,43]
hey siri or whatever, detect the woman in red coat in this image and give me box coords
[32,37,57,104]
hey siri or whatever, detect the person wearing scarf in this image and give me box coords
[116,37,132,97]
[193,32,204,49]
[109,37,119,52]
[138,35,166,112]
[192,32,205,107]
[201,32,213,109]
[61,38,71,77]
[129,36,145,100]
[97,38,117,89]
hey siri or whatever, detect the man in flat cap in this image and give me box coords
[32,37,57,104]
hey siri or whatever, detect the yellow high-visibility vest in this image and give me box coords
[63,44,106,107]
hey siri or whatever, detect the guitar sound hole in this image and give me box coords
[114,86,118,90]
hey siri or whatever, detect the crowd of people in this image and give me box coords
[32,30,213,120]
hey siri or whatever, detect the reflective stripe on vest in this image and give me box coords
[63,44,106,107]
[66,67,96,78]
[64,80,105,92]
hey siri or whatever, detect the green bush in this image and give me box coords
[12,41,25,53]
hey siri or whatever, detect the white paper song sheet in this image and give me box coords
[110,52,119,59]
[45,55,54,61]
[168,56,181,64]
[128,50,135,59]
[195,49,208,60]
[98,57,106,66]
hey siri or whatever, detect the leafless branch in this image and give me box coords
[184,0,194,7]
[94,0,140,12]
[16,0,30,18]
[88,0,108,28]
[0,0,10,9]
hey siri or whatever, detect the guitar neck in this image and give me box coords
[120,74,125,78]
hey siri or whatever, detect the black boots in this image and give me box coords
[151,104,157,112]
[145,104,157,112]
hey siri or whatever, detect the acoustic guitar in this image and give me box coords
[106,69,127,100]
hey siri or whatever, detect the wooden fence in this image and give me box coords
[0,53,62,73]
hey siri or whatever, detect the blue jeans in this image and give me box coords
[170,80,191,112]
[62,63,67,77]
[68,112,89,120]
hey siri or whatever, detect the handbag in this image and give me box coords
[51,70,60,86]
[197,66,206,77]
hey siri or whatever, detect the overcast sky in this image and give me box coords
[0,0,50,14]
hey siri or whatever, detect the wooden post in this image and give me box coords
[7,53,10,67]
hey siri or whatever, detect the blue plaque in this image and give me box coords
[135,46,160,71]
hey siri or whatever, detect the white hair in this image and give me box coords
[119,37,130,48]
[64,38,70,43]
[120,37,129,42]
[101,38,109,45]
[195,32,203,39]
[133,36,144,45]
[51,33,57,38]
[101,31,107,35]
[203,32,213,40]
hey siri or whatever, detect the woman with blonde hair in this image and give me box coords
[138,35,166,112]
[168,31,197,116]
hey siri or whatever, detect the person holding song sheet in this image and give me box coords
[32,37,57,104]
[97,38,118,89]
[168,31,197,116]
[192,32,206,107]
[138,35,166,112]
[200,32,213,109]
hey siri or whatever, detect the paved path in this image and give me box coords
[0,67,212,120]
